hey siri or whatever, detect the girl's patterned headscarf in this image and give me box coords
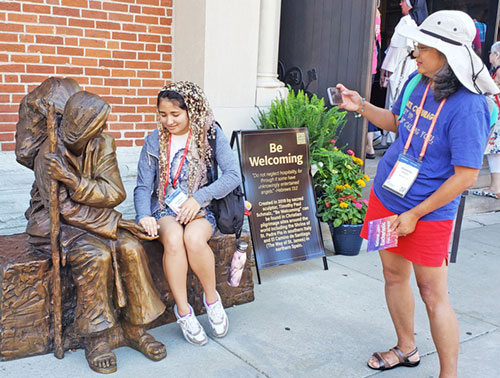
[157,81,216,209]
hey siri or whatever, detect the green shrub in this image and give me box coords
[257,88,362,226]
[257,89,347,152]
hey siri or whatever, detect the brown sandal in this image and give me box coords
[367,346,420,371]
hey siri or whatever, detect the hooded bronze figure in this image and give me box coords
[16,79,167,374]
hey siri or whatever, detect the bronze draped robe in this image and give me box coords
[26,132,165,335]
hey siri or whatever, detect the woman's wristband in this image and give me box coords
[354,97,366,118]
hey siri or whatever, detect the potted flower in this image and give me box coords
[312,141,369,255]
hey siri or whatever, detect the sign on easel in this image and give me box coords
[239,128,326,270]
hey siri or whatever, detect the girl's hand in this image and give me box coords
[336,84,364,113]
[138,216,160,238]
[177,197,201,225]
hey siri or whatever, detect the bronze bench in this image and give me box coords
[0,232,254,361]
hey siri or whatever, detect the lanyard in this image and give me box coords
[403,82,446,162]
[164,130,191,194]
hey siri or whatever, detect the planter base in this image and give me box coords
[329,223,363,256]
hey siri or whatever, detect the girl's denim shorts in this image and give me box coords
[153,206,217,235]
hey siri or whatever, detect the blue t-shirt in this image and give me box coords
[373,72,490,220]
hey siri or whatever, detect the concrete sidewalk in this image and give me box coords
[2,212,499,378]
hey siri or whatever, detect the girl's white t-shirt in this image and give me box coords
[169,132,189,166]
[165,132,190,197]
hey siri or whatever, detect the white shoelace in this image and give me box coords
[207,301,225,324]
[177,313,201,334]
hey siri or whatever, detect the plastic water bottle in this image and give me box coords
[227,241,248,287]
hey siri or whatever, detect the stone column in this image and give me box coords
[255,0,288,107]
[173,0,261,135]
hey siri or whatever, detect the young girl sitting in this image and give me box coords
[134,81,241,345]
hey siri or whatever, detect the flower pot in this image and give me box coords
[329,223,363,256]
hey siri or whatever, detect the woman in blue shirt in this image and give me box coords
[337,11,497,376]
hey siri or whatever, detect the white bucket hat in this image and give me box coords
[398,10,499,95]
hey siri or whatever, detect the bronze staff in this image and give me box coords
[47,103,64,359]
[109,240,126,308]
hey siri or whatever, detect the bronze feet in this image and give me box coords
[85,334,117,374]
[122,321,167,361]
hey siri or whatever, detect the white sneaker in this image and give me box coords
[174,304,208,346]
[203,292,229,338]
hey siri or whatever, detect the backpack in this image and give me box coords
[398,73,498,127]
[207,123,245,238]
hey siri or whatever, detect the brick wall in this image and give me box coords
[0,0,173,151]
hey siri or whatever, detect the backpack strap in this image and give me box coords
[398,73,422,120]
[207,122,220,184]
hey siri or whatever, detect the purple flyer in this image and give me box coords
[367,216,398,252]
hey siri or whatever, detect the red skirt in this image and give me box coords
[360,189,454,267]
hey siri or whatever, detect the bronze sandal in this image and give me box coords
[368,346,420,371]
[126,332,167,361]
[85,338,117,374]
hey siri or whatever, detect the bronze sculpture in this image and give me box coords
[15,78,167,374]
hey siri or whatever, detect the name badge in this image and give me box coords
[382,154,421,198]
[165,187,187,214]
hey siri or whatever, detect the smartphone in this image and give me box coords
[327,87,343,106]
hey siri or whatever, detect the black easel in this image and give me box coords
[230,130,328,284]
[231,130,261,284]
